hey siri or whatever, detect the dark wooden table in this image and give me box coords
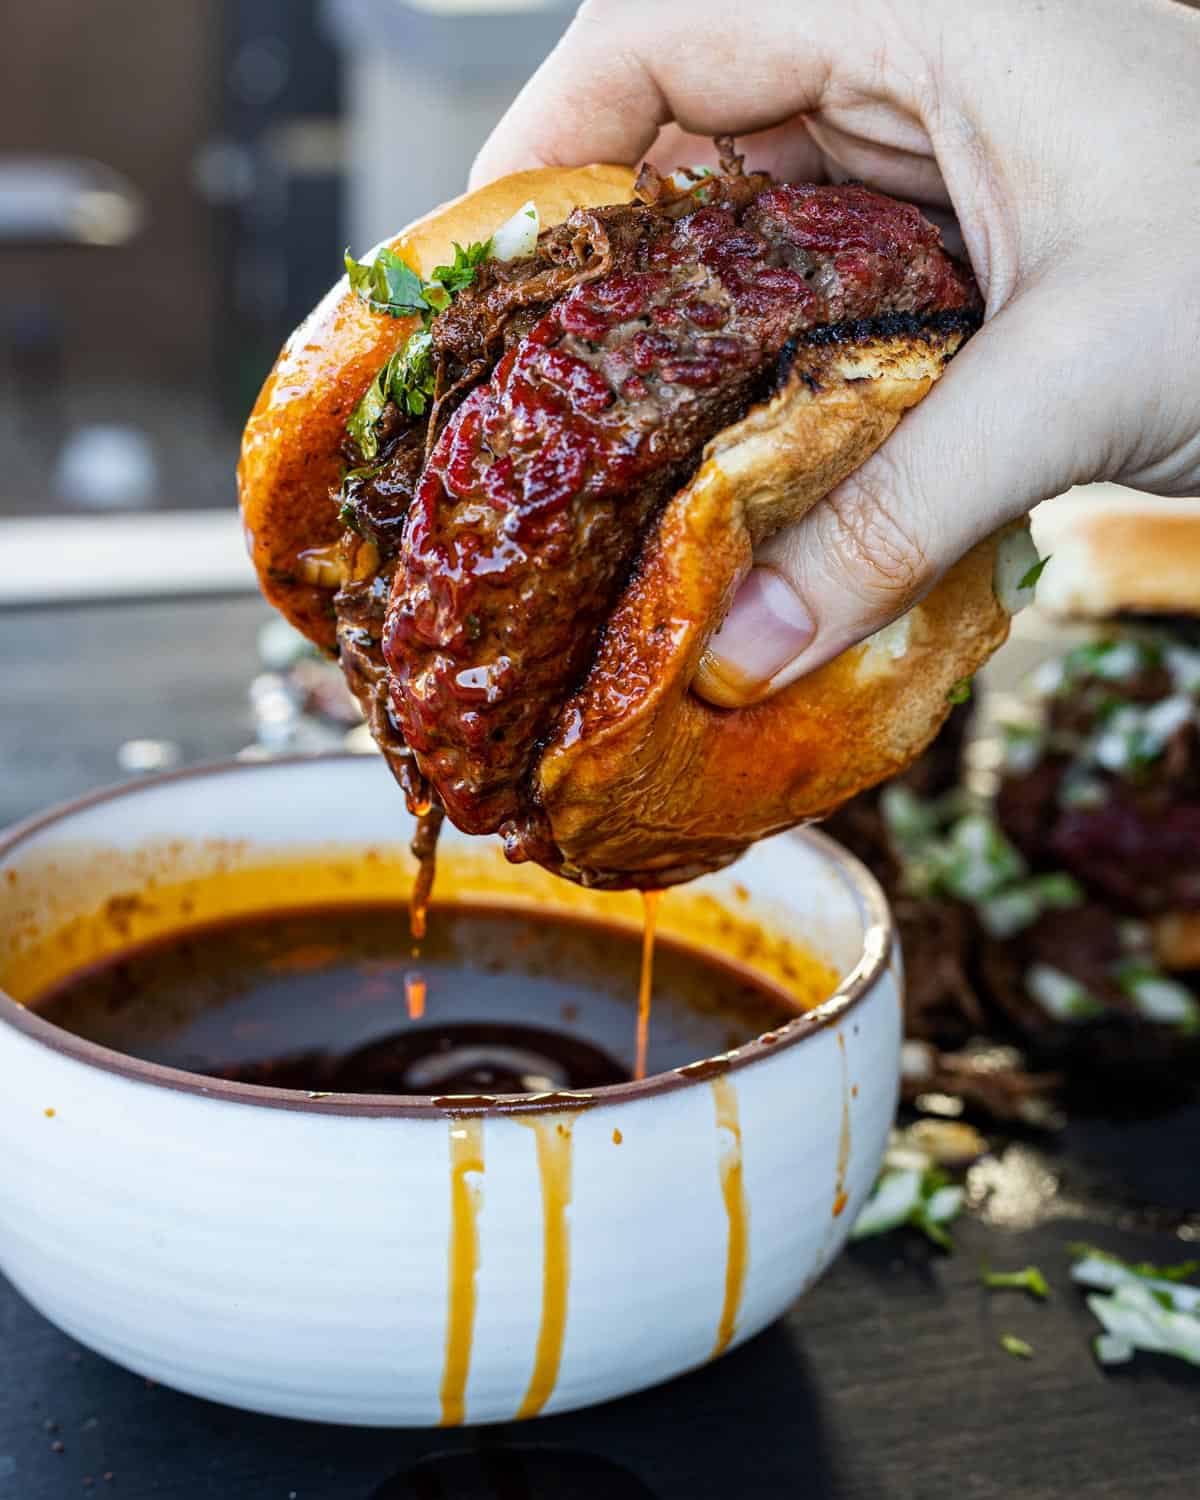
[2,597,1198,1500]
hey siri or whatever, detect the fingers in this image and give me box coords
[645,121,826,187]
[697,279,1106,706]
[470,0,837,185]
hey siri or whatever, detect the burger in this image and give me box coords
[239,140,1035,889]
[991,493,1200,1027]
[826,491,1200,1115]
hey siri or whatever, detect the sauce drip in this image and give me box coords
[407,799,443,1017]
[404,971,426,1021]
[515,1114,576,1420]
[710,1075,748,1359]
[634,890,662,1082]
[408,801,443,942]
[440,1115,484,1426]
[832,1031,851,1218]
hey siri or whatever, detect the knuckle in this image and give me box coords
[819,454,931,610]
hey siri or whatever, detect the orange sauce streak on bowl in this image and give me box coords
[832,1031,851,1218]
[515,1114,576,1420]
[710,1075,748,1359]
[439,1116,484,1426]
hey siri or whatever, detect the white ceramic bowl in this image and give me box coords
[0,755,901,1427]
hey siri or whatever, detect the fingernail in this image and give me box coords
[696,567,816,707]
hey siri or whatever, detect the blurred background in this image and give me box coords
[0,0,583,820]
[0,0,576,529]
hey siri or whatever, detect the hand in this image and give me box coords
[472,0,1200,701]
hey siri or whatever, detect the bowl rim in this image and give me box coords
[0,753,896,1118]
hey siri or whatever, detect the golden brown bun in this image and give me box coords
[1033,488,1200,620]
[537,331,1014,884]
[238,164,638,648]
[239,165,1017,886]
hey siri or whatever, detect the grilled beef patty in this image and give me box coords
[334,161,979,848]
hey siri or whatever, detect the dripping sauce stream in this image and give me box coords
[634,890,662,1082]
[407,797,444,1019]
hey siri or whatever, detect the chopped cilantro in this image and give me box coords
[850,1162,964,1251]
[342,238,492,460]
[344,246,430,318]
[385,328,435,419]
[346,363,391,461]
[999,1333,1034,1359]
[1070,1244,1200,1284]
[982,1265,1050,1300]
[346,328,436,458]
[338,497,363,535]
[430,238,492,296]
[947,677,973,705]
[1018,555,1051,591]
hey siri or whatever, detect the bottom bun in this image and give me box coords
[534,321,1019,887]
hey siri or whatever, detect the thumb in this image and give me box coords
[695,281,1100,707]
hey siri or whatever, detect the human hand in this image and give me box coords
[472,0,1200,701]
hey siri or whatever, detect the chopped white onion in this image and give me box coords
[881,784,935,845]
[1096,641,1147,680]
[1001,724,1044,775]
[490,200,540,262]
[866,613,913,660]
[850,1168,924,1239]
[992,526,1042,615]
[1125,973,1200,1027]
[1140,694,1195,749]
[1086,1283,1200,1367]
[1026,964,1103,1022]
[924,1185,965,1224]
[1032,658,1067,698]
[1091,706,1144,773]
[900,1039,936,1081]
[941,815,1025,902]
[1072,1255,1200,1314]
[979,888,1041,939]
[1093,1333,1134,1366]
[1165,645,1200,696]
[884,1143,935,1172]
[668,165,715,189]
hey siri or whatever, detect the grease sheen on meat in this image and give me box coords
[373,179,978,845]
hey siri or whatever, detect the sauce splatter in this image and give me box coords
[634,890,662,1081]
[440,1116,484,1426]
[832,1032,851,1218]
[516,1114,576,1420]
[612,1128,623,1146]
[710,1076,748,1359]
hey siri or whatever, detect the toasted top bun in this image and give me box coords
[239,164,1021,887]
[1033,488,1200,621]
